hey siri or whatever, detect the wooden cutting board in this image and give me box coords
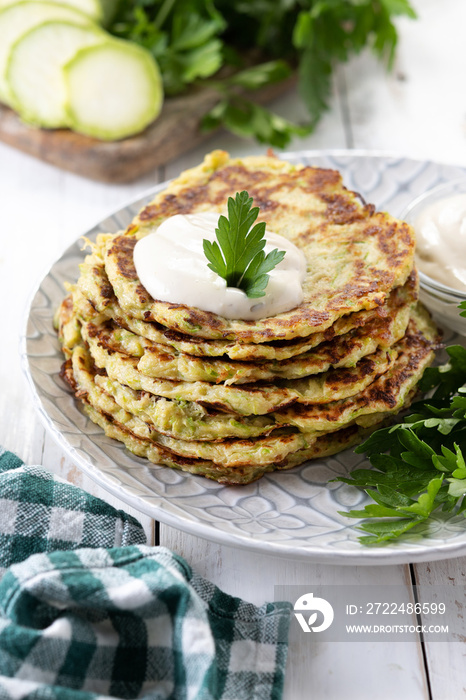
[0,78,295,183]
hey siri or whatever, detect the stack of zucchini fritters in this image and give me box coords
[56,151,439,484]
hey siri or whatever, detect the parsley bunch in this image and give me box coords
[335,345,466,545]
[109,0,416,147]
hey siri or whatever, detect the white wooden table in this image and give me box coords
[1,1,465,697]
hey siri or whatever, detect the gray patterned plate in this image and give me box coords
[21,151,466,565]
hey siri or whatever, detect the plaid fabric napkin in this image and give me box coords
[0,449,291,700]
[0,448,146,578]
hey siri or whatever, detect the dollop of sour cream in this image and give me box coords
[414,193,466,292]
[133,212,307,320]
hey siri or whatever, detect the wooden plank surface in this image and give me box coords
[0,1,465,697]
[414,557,466,700]
[413,558,466,700]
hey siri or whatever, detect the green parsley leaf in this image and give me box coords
[227,60,292,90]
[201,97,311,149]
[333,337,466,545]
[419,345,466,398]
[202,191,285,298]
[110,0,416,147]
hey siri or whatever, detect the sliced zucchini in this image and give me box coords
[0,1,93,106]
[64,39,163,140]
[0,0,113,24]
[7,20,104,127]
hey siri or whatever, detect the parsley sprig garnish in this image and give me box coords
[334,344,466,545]
[203,191,285,298]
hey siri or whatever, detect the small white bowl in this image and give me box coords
[401,178,466,336]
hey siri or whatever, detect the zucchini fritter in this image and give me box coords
[56,151,438,484]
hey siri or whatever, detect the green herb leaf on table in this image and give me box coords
[333,341,466,545]
[201,98,311,149]
[110,0,417,147]
[226,61,292,90]
[203,191,285,298]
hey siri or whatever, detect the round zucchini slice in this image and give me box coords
[0,0,109,24]
[7,19,104,127]
[0,1,93,105]
[64,39,163,141]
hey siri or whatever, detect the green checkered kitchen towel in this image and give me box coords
[0,449,291,700]
[0,448,147,577]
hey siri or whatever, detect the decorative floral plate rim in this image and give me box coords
[20,149,466,565]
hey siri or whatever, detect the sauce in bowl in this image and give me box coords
[414,193,466,293]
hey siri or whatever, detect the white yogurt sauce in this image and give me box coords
[414,193,466,292]
[133,212,307,320]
